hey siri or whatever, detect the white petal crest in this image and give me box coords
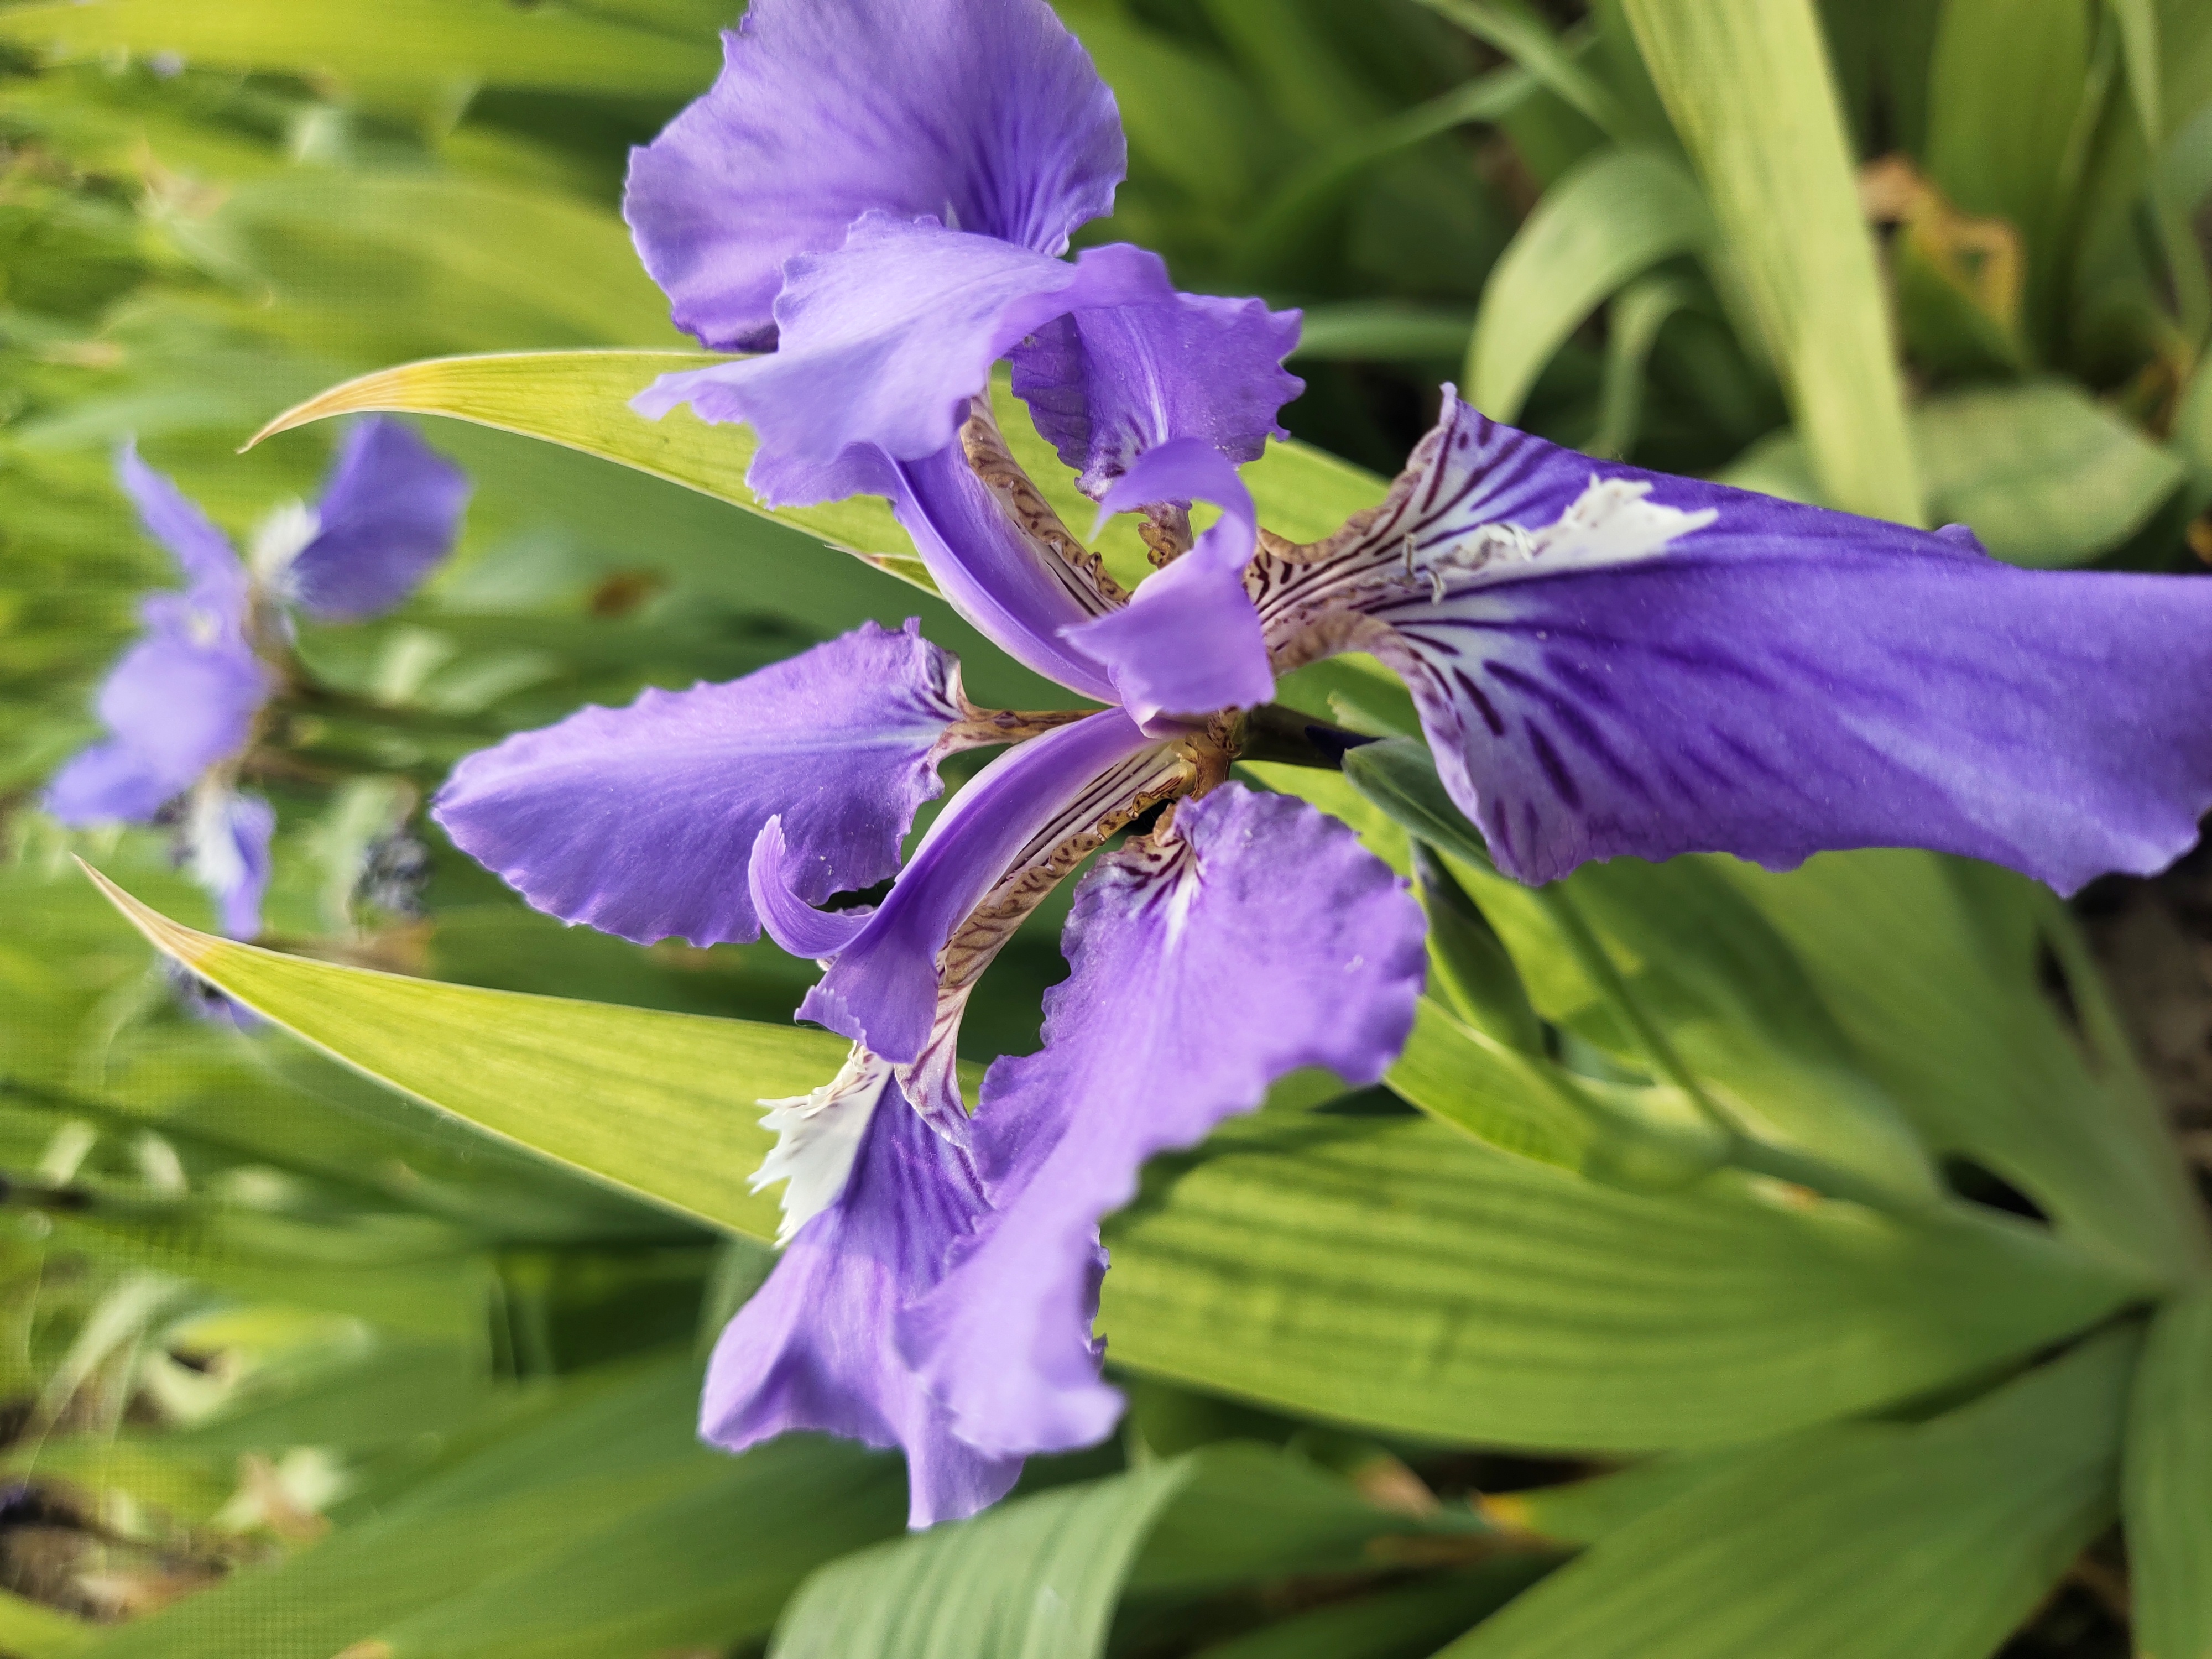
[750,1046,896,1245]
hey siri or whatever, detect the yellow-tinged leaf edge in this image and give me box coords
[245,349,941,597]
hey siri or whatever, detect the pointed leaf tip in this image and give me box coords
[75,857,216,970]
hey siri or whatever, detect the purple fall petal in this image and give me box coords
[433,621,963,947]
[45,601,270,826]
[635,218,1175,474]
[1308,392,2212,891]
[705,1060,1022,1528]
[801,709,1164,1064]
[902,784,1426,1457]
[116,445,248,624]
[750,817,875,959]
[186,789,275,940]
[1065,440,1271,726]
[624,0,1123,351]
[286,418,469,621]
[1010,293,1302,498]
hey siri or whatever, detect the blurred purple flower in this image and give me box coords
[436,0,2212,1526]
[48,420,468,940]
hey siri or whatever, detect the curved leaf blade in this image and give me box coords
[1916,380,2186,567]
[1435,1328,2139,1658]
[79,863,842,1243]
[1620,0,1925,523]
[1722,850,2209,1281]
[0,0,718,95]
[771,1460,1194,1659]
[1100,1111,2145,1452]
[2126,1285,2212,1659]
[248,351,938,595]
[1467,146,1714,423]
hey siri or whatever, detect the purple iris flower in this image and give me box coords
[433,0,2212,1527]
[48,420,469,940]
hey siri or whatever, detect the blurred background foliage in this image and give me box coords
[0,0,2207,1655]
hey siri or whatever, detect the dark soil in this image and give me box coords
[2078,841,2212,1194]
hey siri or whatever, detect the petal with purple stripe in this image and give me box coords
[1262,391,2212,891]
[433,621,963,947]
[895,440,1126,703]
[800,708,1174,1065]
[705,1054,1021,1528]
[624,0,1123,351]
[285,418,469,622]
[902,784,1426,1458]
[635,218,1175,476]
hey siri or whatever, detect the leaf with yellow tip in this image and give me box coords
[248,350,940,596]
[249,349,1391,603]
[79,860,851,1243]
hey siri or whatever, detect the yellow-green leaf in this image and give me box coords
[1101,1109,2144,1451]
[250,349,1389,602]
[80,863,846,1244]
[1620,0,1926,524]
[249,351,938,596]
[1467,147,1714,424]
[0,0,717,96]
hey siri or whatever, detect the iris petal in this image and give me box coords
[891,442,1124,704]
[45,601,269,827]
[799,708,1169,1065]
[624,0,1124,351]
[116,444,249,627]
[749,817,876,961]
[1010,293,1302,499]
[286,418,469,622]
[434,621,963,947]
[1064,439,1273,726]
[1270,390,2212,893]
[901,784,1426,1457]
[704,1061,1021,1528]
[186,788,275,941]
[637,218,1176,478]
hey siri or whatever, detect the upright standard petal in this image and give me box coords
[635,218,1174,477]
[903,784,1426,1457]
[754,437,1125,703]
[285,419,469,622]
[434,622,964,948]
[799,708,1175,1065]
[892,441,1125,702]
[1010,293,1302,498]
[45,599,270,826]
[1255,390,2212,892]
[704,1058,1021,1528]
[1063,440,1273,727]
[624,0,1124,351]
[117,445,248,627]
